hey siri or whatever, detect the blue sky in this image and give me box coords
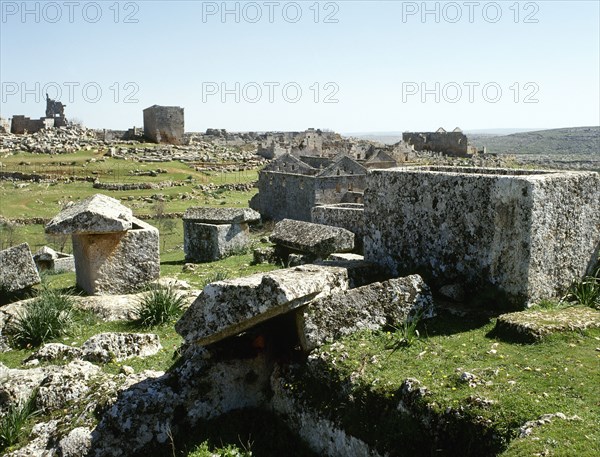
[1,1,599,132]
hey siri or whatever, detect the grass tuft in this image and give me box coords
[134,285,186,327]
[201,271,230,289]
[8,288,75,348]
[0,391,39,452]
[563,267,600,309]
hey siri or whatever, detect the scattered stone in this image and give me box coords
[296,275,435,352]
[176,264,349,346]
[494,306,600,342]
[0,243,41,293]
[518,412,581,438]
[270,219,355,258]
[80,332,162,363]
[328,253,364,262]
[183,263,196,272]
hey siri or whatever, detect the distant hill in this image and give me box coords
[469,126,599,156]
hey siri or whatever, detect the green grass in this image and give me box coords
[288,312,600,456]
[0,391,39,453]
[134,285,187,327]
[7,287,75,348]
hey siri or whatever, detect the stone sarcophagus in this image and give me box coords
[45,194,160,295]
[183,207,260,262]
[364,166,600,308]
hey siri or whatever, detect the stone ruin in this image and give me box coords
[32,246,75,273]
[0,242,41,294]
[403,127,479,157]
[10,94,67,134]
[364,166,600,307]
[143,105,184,145]
[250,153,368,222]
[45,194,160,295]
[311,203,366,252]
[183,207,261,262]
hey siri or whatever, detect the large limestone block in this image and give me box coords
[183,207,260,224]
[45,194,133,235]
[0,243,41,293]
[176,264,350,346]
[296,275,434,352]
[364,166,600,307]
[270,219,355,257]
[184,222,249,262]
[72,217,159,295]
[311,203,366,238]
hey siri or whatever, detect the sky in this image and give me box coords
[1,0,599,132]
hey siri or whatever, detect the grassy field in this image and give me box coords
[1,147,599,456]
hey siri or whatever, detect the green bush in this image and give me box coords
[134,285,186,327]
[9,288,74,348]
[0,392,39,452]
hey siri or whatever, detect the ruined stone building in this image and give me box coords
[143,105,184,145]
[10,95,67,134]
[250,153,367,221]
[402,127,478,157]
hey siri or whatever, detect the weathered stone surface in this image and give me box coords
[296,275,435,351]
[0,243,41,293]
[364,167,600,307]
[253,246,276,264]
[36,360,101,412]
[80,332,162,362]
[58,427,93,457]
[0,362,46,415]
[328,253,364,262]
[184,222,249,262]
[45,193,133,235]
[72,217,160,295]
[311,203,366,250]
[90,347,272,456]
[270,219,355,257]
[26,343,83,362]
[438,283,466,302]
[176,264,349,346]
[183,206,260,224]
[4,420,59,457]
[494,306,600,342]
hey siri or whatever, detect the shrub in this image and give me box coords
[135,285,186,327]
[9,288,74,348]
[0,392,39,452]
